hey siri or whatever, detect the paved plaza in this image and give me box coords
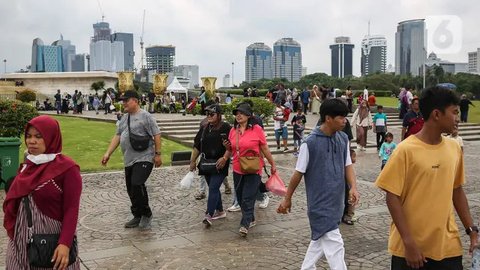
[1,111,480,269]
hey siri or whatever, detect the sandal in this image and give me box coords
[342,217,354,225]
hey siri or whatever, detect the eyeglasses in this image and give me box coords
[207,112,217,117]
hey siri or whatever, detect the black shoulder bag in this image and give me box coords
[197,125,219,175]
[23,197,78,268]
[128,114,151,152]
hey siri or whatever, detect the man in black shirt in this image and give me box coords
[54,89,62,114]
[459,94,475,123]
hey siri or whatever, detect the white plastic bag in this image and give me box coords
[180,171,195,189]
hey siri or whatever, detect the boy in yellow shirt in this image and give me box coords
[375,86,478,269]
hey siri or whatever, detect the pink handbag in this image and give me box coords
[265,172,287,196]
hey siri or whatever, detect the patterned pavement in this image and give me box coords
[1,112,480,269]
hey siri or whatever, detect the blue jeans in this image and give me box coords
[205,174,226,216]
[233,172,261,228]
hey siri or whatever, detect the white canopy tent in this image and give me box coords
[166,77,188,101]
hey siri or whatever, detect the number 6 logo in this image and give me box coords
[426,15,463,54]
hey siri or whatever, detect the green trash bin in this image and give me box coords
[0,137,21,190]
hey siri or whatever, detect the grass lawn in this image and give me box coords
[374,97,480,124]
[19,116,190,172]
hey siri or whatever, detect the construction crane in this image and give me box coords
[96,0,105,22]
[139,10,146,72]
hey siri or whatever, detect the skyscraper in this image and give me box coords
[330,37,354,78]
[273,38,302,82]
[245,42,273,83]
[361,35,387,76]
[89,21,127,72]
[93,22,112,42]
[71,54,85,72]
[52,37,76,72]
[395,19,427,76]
[146,45,175,74]
[111,32,134,71]
[31,38,63,72]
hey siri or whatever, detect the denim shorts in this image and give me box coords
[275,126,288,140]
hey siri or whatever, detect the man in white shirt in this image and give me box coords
[363,86,369,101]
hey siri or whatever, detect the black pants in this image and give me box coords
[303,102,309,114]
[125,162,153,218]
[376,132,386,150]
[347,99,353,113]
[391,255,462,270]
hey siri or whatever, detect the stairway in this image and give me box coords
[158,112,480,155]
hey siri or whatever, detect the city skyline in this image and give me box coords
[0,0,479,83]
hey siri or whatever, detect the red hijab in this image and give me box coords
[3,115,78,239]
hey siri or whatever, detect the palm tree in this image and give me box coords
[90,81,106,94]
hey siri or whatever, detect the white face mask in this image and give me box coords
[26,154,58,165]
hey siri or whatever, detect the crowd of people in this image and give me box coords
[3,85,479,269]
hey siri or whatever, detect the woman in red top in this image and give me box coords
[227,103,276,237]
[3,115,82,270]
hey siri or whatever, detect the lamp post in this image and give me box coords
[231,62,234,88]
[3,59,6,74]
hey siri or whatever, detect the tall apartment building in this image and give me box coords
[395,19,427,76]
[361,35,387,76]
[330,36,354,78]
[245,42,273,83]
[273,38,302,82]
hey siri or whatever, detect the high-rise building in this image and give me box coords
[361,35,387,76]
[330,36,354,78]
[89,40,124,72]
[71,54,85,72]
[146,46,175,74]
[93,22,112,42]
[111,32,134,71]
[52,37,76,72]
[395,19,427,76]
[273,38,302,82]
[89,21,127,72]
[245,42,273,83]
[31,38,63,72]
[223,74,231,88]
[174,65,199,88]
[468,48,480,74]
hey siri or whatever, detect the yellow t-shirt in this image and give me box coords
[375,135,465,260]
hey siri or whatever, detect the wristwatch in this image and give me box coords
[465,226,478,235]
[155,151,161,156]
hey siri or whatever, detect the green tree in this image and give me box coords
[16,89,36,103]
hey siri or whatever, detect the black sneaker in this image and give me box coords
[139,215,153,230]
[124,217,141,228]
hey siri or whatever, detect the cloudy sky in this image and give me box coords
[0,0,478,84]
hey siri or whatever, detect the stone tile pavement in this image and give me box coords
[0,111,479,269]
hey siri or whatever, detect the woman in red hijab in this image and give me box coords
[3,115,82,270]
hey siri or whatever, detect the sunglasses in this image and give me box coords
[207,112,217,117]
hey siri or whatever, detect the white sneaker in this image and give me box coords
[227,204,241,212]
[259,194,270,209]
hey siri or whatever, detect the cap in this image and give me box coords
[119,90,140,101]
[232,103,252,116]
[205,104,222,114]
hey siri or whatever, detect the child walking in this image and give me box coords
[378,132,396,170]
[373,105,388,151]
[292,118,305,156]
